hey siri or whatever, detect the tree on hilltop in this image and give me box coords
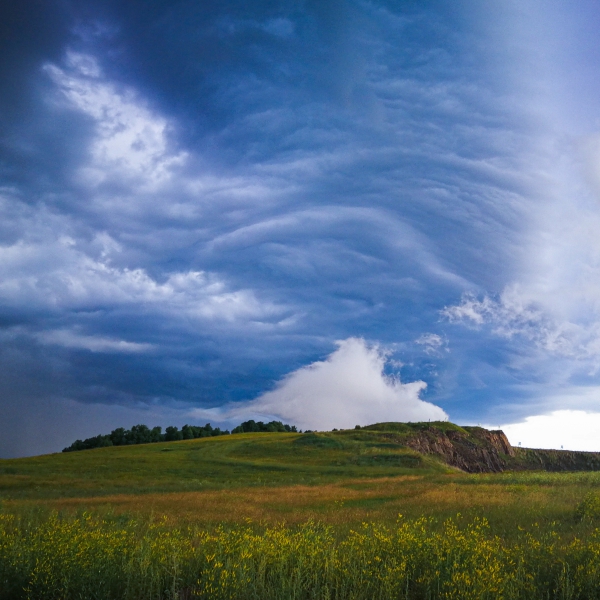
[231,420,297,434]
[62,419,297,452]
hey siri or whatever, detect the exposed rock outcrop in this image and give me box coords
[405,426,514,473]
[361,421,600,474]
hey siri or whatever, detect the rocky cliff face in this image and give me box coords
[405,426,514,473]
[362,422,600,473]
[402,424,600,473]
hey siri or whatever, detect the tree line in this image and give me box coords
[62,420,298,452]
[231,420,297,434]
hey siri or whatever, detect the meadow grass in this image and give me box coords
[4,432,600,597]
[3,432,600,530]
[4,508,600,599]
[0,432,445,499]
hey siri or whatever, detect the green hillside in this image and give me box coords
[0,425,450,501]
[2,421,600,529]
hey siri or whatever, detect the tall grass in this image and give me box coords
[3,509,600,599]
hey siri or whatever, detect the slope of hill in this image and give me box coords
[0,425,449,501]
[3,421,600,528]
[2,421,600,502]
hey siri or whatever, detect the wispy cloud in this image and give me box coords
[442,286,600,368]
[415,333,448,356]
[0,234,280,322]
[36,329,153,353]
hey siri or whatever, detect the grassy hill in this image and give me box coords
[0,425,450,499]
[2,421,600,528]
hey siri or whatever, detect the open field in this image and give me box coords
[4,425,600,598]
[2,426,600,530]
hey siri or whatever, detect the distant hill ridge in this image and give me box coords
[62,419,600,473]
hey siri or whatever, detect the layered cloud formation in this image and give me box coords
[3,1,600,456]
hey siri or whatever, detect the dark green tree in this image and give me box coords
[129,424,152,444]
[150,426,163,442]
[110,427,127,446]
[165,426,183,441]
[181,424,194,440]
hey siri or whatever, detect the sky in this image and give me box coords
[3,1,600,456]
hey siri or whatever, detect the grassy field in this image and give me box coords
[2,427,600,529]
[4,426,600,598]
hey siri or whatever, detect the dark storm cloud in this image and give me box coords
[3,0,597,456]
[0,1,70,114]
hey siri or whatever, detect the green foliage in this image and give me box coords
[62,434,113,452]
[62,422,231,452]
[63,420,302,453]
[231,420,297,434]
[164,426,183,442]
[576,492,600,522]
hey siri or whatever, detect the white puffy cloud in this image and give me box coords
[200,337,448,430]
